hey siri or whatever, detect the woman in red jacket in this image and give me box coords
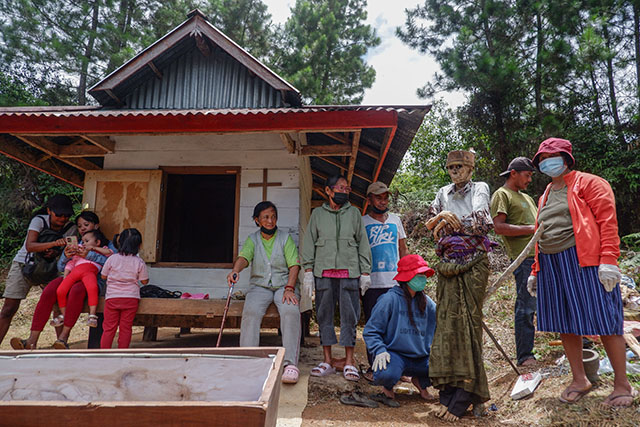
[527,137,636,407]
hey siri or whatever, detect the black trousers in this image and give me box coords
[361,287,392,366]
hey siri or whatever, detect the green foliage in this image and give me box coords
[621,233,640,251]
[272,0,380,104]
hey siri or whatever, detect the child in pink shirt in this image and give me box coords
[53,230,112,328]
[100,228,149,349]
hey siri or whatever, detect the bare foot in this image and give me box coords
[411,377,437,401]
[520,357,537,367]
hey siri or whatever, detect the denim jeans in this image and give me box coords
[514,257,536,364]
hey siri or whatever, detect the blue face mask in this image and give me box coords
[539,157,566,177]
[407,275,427,292]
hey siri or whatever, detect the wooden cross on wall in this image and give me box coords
[248,169,282,201]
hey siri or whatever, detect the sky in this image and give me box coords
[263,0,465,108]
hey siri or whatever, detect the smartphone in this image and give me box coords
[65,235,78,246]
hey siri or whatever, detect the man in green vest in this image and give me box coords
[227,201,301,384]
[490,157,538,366]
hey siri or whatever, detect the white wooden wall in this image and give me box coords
[101,133,301,298]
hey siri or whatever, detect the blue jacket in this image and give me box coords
[363,286,436,359]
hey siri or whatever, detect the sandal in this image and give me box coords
[50,314,64,327]
[369,392,401,408]
[343,364,360,382]
[10,337,30,350]
[87,314,98,328]
[602,388,638,408]
[559,385,592,404]
[339,391,379,408]
[52,339,69,350]
[282,365,300,384]
[310,362,335,377]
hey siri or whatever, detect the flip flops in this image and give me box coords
[369,392,401,408]
[10,337,30,350]
[282,365,300,384]
[602,388,639,408]
[52,339,69,350]
[311,362,335,377]
[559,385,592,404]
[343,364,360,381]
[339,391,379,408]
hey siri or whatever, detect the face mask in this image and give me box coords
[259,225,277,235]
[407,275,427,292]
[539,157,566,177]
[372,206,389,214]
[332,192,349,206]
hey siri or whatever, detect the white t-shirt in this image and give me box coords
[13,215,50,263]
[362,213,407,289]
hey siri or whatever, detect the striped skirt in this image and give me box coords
[537,246,623,336]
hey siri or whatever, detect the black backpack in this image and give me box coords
[140,284,182,299]
[22,216,74,284]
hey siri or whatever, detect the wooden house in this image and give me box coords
[0,10,429,333]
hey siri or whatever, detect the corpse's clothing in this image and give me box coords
[363,213,406,289]
[428,181,493,238]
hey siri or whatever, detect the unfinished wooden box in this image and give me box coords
[0,347,284,426]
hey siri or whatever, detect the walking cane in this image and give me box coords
[217,273,236,347]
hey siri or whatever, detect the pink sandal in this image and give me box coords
[282,364,300,384]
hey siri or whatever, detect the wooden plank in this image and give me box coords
[346,130,361,185]
[299,144,353,156]
[358,144,379,159]
[316,156,372,183]
[79,135,115,153]
[12,134,100,171]
[58,144,108,158]
[279,132,295,154]
[0,134,84,187]
[147,60,163,79]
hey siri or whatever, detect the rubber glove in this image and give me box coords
[359,274,371,297]
[302,271,314,300]
[598,264,621,292]
[372,351,390,372]
[527,275,537,297]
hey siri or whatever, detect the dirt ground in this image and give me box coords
[1,275,639,426]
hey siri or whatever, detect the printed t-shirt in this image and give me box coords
[490,186,538,259]
[102,253,149,299]
[362,213,406,288]
[238,231,300,268]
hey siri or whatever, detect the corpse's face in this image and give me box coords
[447,163,473,185]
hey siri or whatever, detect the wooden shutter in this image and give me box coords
[82,170,163,262]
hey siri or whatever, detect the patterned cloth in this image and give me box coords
[429,254,491,403]
[436,234,498,263]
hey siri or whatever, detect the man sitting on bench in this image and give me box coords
[227,201,302,384]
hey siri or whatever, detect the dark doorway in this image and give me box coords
[161,173,236,263]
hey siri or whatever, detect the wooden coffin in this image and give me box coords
[0,347,284,426]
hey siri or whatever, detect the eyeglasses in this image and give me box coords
[52,212,71,218]
[331,185,351,192]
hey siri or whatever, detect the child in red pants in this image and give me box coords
[54,230,112,328]
[100,228,149,349]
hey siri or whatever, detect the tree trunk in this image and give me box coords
[633,1,640,118]
[589,68,605,128]
[534,8,543,120]
[106,0,132,73]
[602,25,624,144]
[78,0,101,105]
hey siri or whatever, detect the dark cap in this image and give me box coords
[532,137,575,168]
[46,194,74,216]
[499,157,535,177]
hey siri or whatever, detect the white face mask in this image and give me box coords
[539,157,567,177]
[448,164,473,185]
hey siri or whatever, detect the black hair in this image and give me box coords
[560,152,575,169]
[83,229,109,248]
[397,281,427,328]
[117,228,142,256]
[252,201,278,220]
[76,210,100,225]
[325,174,346,189]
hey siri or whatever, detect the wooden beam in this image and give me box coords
[12,135,100,171]
[195,33,211,57]
[0,135,83,187]
[322,132,350,145]
[279,132,295,154]
[79,135,115,153]
[58,144,108,158]
[311,171,366,200]
[316,156,372,183]
[105,89,123,106]
[358,144,379,159]
[346,130,361,185]
[299,144,353,157]
[148,61,163,79]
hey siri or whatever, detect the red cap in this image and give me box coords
[532,137,575,168]
[393,254,435,282]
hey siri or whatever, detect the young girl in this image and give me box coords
[100,228,149,349]
[52,229,112,328]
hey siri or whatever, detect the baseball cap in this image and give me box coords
[532,137,575,168]
[393,254,435,282]
[46,194,74,217]
[366,181,389,195]
[499,157,535,177]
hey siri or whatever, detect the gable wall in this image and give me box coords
[102,133,300,297]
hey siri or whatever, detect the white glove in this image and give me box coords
[527,275,537,297]
[372,351,390,372]
[359,275,371,296]
[302,271,314,300]
[598,264,621,292]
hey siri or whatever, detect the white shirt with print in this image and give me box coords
[363,213,406,289]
